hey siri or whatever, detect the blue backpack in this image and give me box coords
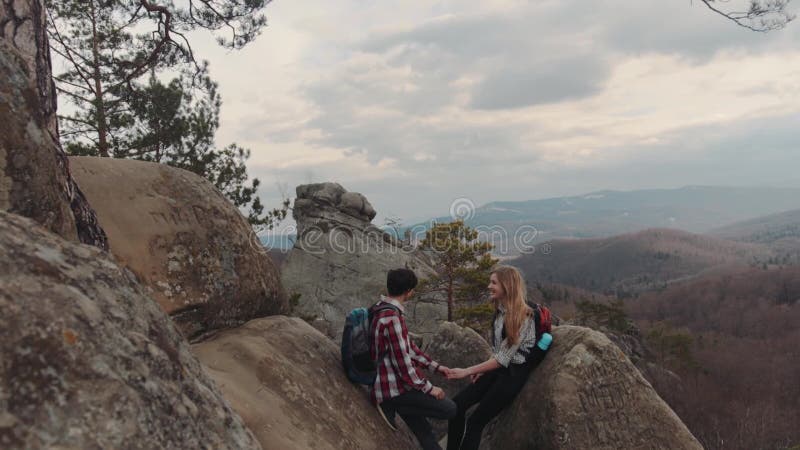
[341,303,398,385]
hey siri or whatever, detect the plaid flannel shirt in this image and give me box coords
[369,296,440,404]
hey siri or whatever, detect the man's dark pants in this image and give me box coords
[382,390,457,450]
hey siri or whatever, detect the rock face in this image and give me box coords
[568,316,684,392]
[0,1,107,249]
[423,321,493,438]
[0,211,260,450]
[425,322,493,394]
[282,182,446,340]
[192,315,417,450]
[69,156,288,339]
[484,325,702,450]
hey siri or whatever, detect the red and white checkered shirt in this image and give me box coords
[369,296,440,404]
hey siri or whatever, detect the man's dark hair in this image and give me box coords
[387,268,418,296]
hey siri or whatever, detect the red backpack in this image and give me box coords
[492,301,553,343]
[530,302,552,341]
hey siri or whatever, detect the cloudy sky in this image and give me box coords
[189,0,800,225]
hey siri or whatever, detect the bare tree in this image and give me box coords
[700,0,795,31]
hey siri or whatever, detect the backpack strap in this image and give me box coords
[368,302,400,326]
[491,307,501,343]
[495,302,545,342]
[368,302,401,361]
[531,303,543,342]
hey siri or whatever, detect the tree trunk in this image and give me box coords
[1,0,107,250]
[447,278,454,321]
[88,0,110,158]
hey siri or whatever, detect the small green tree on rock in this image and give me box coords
[418,220,497,321]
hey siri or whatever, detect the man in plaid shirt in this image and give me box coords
[370,268,457,450]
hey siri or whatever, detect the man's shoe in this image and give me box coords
[377,403,398,431]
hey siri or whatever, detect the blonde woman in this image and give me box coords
[445,266,552,450]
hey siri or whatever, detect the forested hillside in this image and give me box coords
[511,228,770,295]
[627,266,800,450]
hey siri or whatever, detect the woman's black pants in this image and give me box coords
[446,349,546,450]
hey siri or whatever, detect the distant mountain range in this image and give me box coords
[507,204,800,296]
[423,185,800,244]
[710,208,800,244]
[264,185,800,252]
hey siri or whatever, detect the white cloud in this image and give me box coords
[189,0,800,222]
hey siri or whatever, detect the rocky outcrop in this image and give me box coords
[423,321,493,438]
[192,315,417,450]
[282,182,446,340]
[484,325,702,450]
[70,156,288,339]
[0,211,259,449]
[1,2,106,249]
[425,322,493,393]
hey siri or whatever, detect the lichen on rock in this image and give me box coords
[192,315,418,450]
[0,211,260,449]
[69,156,288,339]
[483,325,703,450]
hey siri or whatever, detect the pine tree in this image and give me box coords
[45,0,286,229]
[418,220,497,321]
[46,0,272,156]
[46,0,135,156]
[120,70,288,231]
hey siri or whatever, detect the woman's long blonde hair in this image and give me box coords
[492,266,532,346]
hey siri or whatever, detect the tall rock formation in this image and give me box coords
[70,156,288,340]
[281,182,447,340]
[0,211,259,449]
[0,1,106,249]
[192,315,417,450]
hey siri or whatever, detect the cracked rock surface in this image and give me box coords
[193,315,418,450]
[0,211,260,450]
[70,156,287,340]
[483,325,703,450]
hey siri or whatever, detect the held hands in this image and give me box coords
[445,368,471,380]
[435,364,479,383]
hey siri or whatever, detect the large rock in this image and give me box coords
[424,322,493,438]
[0,211,259,449]
[192,315,417,450]
[69,156,288,339]
[0,2,107,250]
[484,325,702,450]
[425,322,493,394]
[282,182,446,340]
